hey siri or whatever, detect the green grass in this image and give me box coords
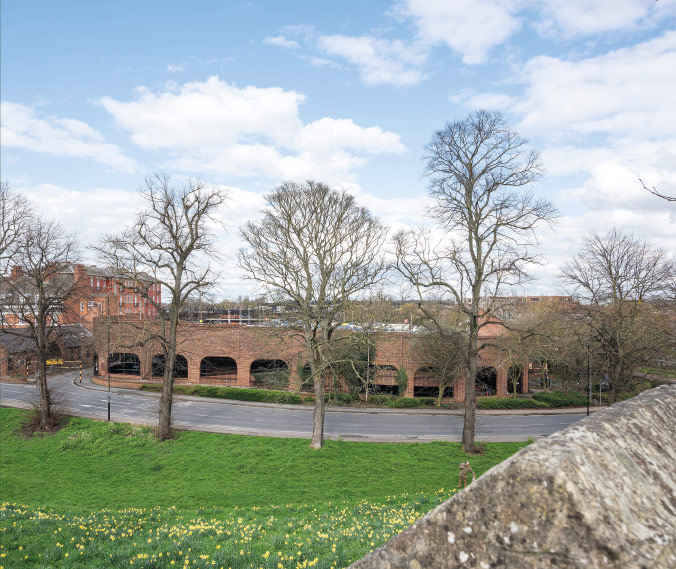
[0,407,526,568]
[0,407,523,511]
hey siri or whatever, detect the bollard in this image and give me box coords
[79,361,82,383]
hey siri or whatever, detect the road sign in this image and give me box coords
[46,359,64,365]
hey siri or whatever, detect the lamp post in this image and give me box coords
[107,300,111,422]
[586,343,591,417]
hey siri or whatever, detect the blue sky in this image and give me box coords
[2,0,675,297]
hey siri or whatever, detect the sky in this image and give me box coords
[2,0,675,299]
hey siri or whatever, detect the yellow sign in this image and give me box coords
[46,359,63,365]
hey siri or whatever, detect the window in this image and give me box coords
[80,302,84,311]
[88,301,94,309]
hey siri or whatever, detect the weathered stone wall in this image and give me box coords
[350,385,676,569]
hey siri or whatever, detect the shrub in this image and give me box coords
[368,394,396,405]
[396,368,408,397]
[389,397,434,408]
[325,392,359,405]
[532,391,588,408]
[477,397,549,410]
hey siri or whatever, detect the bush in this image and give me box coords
[139,383,302,404]
[325,392,359,405]
[532,391,588,408]
[388,397,434,408]
[368,394,396,405]
[396,368,408,397]
[477,397,549,410]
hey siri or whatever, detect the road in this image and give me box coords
[0,371,589,442]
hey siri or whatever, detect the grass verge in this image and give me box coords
[0,407,526,568]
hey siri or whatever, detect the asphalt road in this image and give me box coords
[0,371,588,442]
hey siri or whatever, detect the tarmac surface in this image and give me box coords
[0,370,604,442]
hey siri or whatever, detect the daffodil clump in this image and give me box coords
[0,489,456,569]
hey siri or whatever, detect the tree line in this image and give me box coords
[2,110,674,453]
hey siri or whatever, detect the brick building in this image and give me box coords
[0,323,93,378]
[92,318,519,401]
[1,263,161,329]
[61,264,161,327]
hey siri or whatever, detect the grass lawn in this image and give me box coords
[0,407,526,568]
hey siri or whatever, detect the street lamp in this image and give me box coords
[586,343,592,417]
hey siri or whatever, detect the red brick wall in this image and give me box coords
[93,319,509,401]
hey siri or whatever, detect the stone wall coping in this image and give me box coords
[349,384,676,569]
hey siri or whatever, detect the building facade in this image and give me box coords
[92,318,520,401]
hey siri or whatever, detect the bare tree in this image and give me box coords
[239,180,387,449]
[96,173,227,439]
[0,180,33,273]
[561,229,675,404]
[394,110,558,452]
[640,178,675,202]
[416,327,467,406]
[1,217,80,429]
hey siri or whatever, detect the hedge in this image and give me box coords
[532,390,588,408]
[139,383,302,404]
[477,397,549,410]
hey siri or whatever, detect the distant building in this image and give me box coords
[0,323,94,377]
[1,264,161,330]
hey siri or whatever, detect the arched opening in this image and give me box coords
[507,364,523,394]
[374,364,399,395]
[299,363,314,392]
[476,366,497,396]
[47,343,62,359]
[250,359,289,389]
[200,357,237,383]
[151,353,188,379]
[108,353,140,376]
[413,366,454,398]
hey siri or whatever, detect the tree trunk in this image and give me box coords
[37,352,51,428]
[310,376,325,449]
[308,339,325,449]
[462,315,478,453]
[36,314,52,429]
[157,364,174,439]
[158,310,179,439]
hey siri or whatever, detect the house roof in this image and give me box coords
[0,324,93,354]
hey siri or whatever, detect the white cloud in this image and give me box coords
[536,0,675,38]
[515,32,676,139]
[0,101,137,173]
[316,34,428,86]
[99,77,306,149]
[99,76,406,184]
[449,90,517,110]
[398,0,524,65]
[167,63,185,73]
[263,35,300,49]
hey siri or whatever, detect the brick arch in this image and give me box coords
[249,359,290,390]
[94,321,508,399]
[199,356,237,385]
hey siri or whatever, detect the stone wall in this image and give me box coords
[350,385,676,569]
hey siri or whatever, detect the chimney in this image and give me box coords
[10,266,23,279]
[74,264,87,282]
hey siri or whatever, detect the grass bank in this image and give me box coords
[0,407,526,568]
[0,407,525,511]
